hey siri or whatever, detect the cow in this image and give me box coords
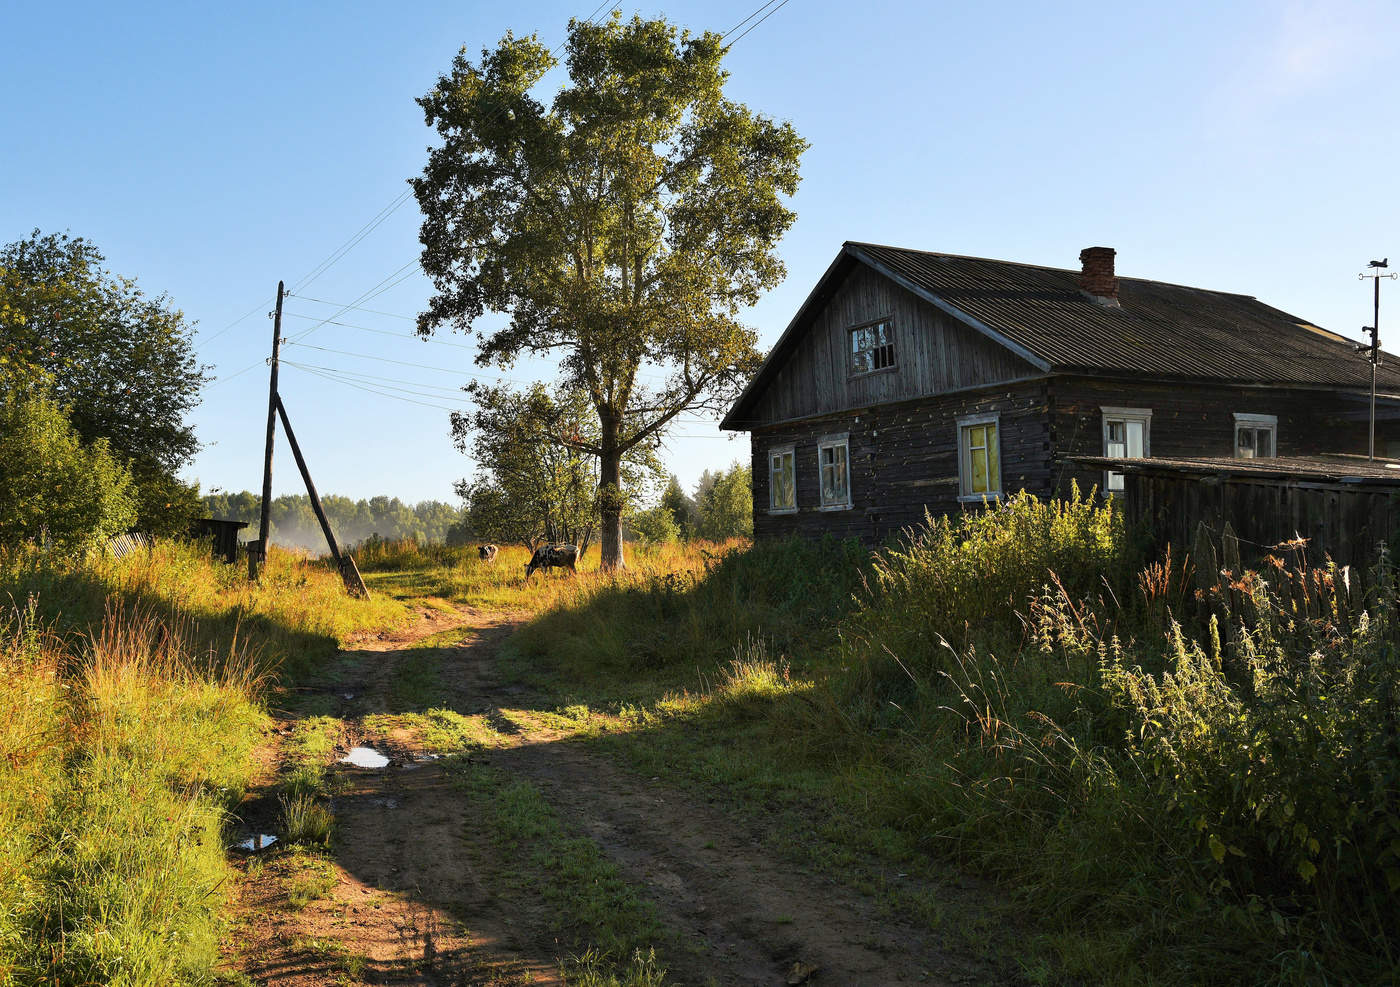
[477,544,499,563]
[524,543,578,578]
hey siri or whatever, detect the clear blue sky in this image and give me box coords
[5,0,1398,505]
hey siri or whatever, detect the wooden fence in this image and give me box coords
[1072,456,1400,574]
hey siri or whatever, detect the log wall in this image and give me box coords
[751,380,1051,543]
[1050,376,1392,498]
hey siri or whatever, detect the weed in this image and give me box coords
[279,792,334,846]
[285,850,339,908]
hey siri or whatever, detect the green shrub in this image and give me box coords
[0,375,137,554]
[630,504,680,545]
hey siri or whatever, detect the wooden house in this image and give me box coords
[719,243,1400,542]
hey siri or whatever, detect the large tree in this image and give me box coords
[412,14,805,568]
[0,231,208,534]
[454,381,661,551]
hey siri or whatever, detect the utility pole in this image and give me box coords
[250,281,284,579]
[1359,259,1397,461]
[245,279,369,597]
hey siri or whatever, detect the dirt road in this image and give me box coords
[224,605,1004,986]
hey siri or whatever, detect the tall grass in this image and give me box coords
[0,539,407,680]
[0,600,266,985]
[505,536,868,699]
[500,491,1400,982]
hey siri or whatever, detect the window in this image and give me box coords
[958,414,1001,501]
[768,445,796,513]
[1234,413,1277,459]
[1101,407,1152,493]
[817,435,851,510]
[850,319,896,375]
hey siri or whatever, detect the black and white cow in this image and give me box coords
[477,544,499,563]
[524,543,578,578]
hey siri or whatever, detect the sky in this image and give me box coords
[5,0,1399,506]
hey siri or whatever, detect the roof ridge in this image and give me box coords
[843,240,1260,300]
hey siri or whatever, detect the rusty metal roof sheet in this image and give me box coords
[721,243,1400,430]
[851,242,1400,389]
[1069,454,1400,485]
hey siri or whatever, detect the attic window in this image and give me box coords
[850,319,896,376]
[1234,413,1277,458]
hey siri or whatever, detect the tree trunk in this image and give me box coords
[598,420,626,571]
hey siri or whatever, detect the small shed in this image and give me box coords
[1071,455,1400,572]
[191,518,250,565]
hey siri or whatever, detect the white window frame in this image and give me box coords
[768,444,797,514]
[1101,406,1153,495]
[816,433,853,511]
[848,317,897,377]
[1233,413,1278,459]
[957,412,1003,502]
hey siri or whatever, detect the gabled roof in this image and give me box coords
[722,242,1400,430]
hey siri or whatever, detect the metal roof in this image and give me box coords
[722,242,1400,429]
[1070,455,1400,486]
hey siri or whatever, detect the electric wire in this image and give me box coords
[289,190,414,294]
[725,0,793,47]
[721,0,782,40]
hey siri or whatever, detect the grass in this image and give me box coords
[0,598,267,985]
[412,495,1400,984]
[449,757,666,961]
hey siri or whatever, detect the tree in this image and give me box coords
[660,474,696,538]
[0,372,137,554]
[694,461,752,541]
[454,382,661,550]
[412,14,805,569]
[0,231,208,534]
[631,501,680,544]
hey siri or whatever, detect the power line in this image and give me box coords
[725,0,793,47]
[721,0,781,40]
[281,311,476,349]
[284,258,422,345]
[283,295,417,321]
[289,189,414,294]
[195,296,274,346]
[287,363,462,412]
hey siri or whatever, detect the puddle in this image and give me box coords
[236,834,278,852]
[340,746,390,769]
[371,797,401,809]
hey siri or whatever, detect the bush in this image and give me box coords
[631,504,680,545]
[0,377,137,554]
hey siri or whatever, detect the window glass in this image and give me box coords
[769,449,795,510]
[1102,409,1151,493]
[819,440,849,507]
[1236,424,1276,459]
[960,420,1000,497]
[851,321,896,375]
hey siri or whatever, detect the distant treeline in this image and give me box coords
[202,492,467,552]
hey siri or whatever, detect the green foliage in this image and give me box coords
[0,231,207,534]
[631,503,680,544]
[692,462,752,541]
[659,475,695,537]
[412,14,805,564]
[855,486,1125,662]
[0,374,137,553]
[0,603,265,984]
[454,382,660,549]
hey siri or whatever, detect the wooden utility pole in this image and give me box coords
[246,279,369,598]
[275,394,369,597]
[250,281,284,579]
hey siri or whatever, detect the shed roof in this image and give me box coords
[1069,454,1400,486]
[723,242,1400,429]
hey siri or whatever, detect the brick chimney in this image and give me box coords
[1079,246,1119,305]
